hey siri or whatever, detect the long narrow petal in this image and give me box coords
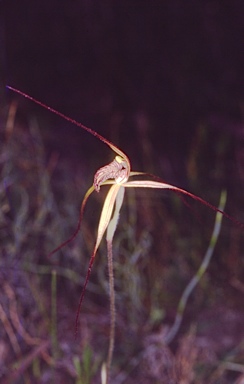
[6,86,130,174]
[95,184,121,252]
[123,180,182,189]
[123,179,243,227]
[106,186,125,242]
[75,184,120,333]
[48,185,95,258]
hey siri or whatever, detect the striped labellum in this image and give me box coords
[94,155,129,192]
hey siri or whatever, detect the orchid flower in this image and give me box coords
[6,85,243,383]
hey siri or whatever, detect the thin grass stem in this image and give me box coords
[51,269,58,359]
[165,190,227,344]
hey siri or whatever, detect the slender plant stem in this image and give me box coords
[165,190,227,344]
[105,186,125,383]
[106,239,115,384]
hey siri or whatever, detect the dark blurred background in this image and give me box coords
[1,0,244,186]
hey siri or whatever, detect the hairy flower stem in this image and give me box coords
[106,239,115,384]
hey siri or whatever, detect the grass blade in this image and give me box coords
[165,190,227,344]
